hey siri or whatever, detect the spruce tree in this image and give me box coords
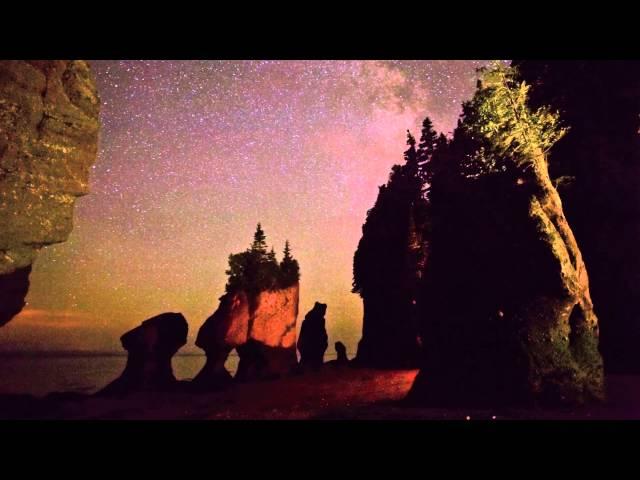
[279,240,300,288]
[403,130,419,179]
[251,223,268,256]
[417,116,438,180]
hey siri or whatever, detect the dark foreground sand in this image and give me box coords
[1,366,639,419]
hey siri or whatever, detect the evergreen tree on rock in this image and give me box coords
[352,129,430,368]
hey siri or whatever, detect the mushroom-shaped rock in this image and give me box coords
[99,312,188,395]
[192,291,250,389]
[297,302,328,369]
[194,283,299,387]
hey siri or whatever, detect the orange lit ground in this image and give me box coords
[1,368,639,419]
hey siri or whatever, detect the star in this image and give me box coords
[3,60,503,353]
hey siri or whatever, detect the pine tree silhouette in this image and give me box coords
[251,223,268,255]
[279,240,300,288]
[226,225,299,293]
[352,128,430,368]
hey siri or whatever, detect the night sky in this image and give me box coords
[0,60,500,354]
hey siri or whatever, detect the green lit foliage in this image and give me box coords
[225,224,300,293]
[461,63,567,175]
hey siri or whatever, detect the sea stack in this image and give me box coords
[194,224,301,388]
[99,312,188,395]
[410,64,604,406]
[195,285,299,387]
[297,302,328,369]
[352,126,432,369]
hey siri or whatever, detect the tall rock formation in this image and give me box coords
[352,132,428,368]
[194,225,301,388]
[410,65,604,406]
[194,283,299,388]
[297,301,328,368]
[513,60,640,373]
[0,60,100,326]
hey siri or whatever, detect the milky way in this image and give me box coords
[1,60,500,353]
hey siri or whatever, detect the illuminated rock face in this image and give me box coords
[194,283,299,388]
[100,312,188,395]
[514,60,640,374]
[0,60,100,326]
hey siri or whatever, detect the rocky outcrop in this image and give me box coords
[410,67,604,406]
[297,302,328,368]
[411,167,604,406]
[99,312,188,395]
[513,61,640,374]
[352,147,427,369]
[326,341,349,367]
[0,266,31,326]
[334,341,349,365]
[354,292,422,369]
[0,60,100,326]
[194,283,299,387]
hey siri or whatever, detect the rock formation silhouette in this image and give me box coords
[0,266,31,328]
[513,60,640,374]
[352,131,428,369]
[0,60,100,326]
[99,312,188,395]
[297,302,328,369]
[195,286,299,387]
[334,341,349,365]
[410,65,604,406]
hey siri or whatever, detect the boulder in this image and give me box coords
[334,341,349,365]
[99,312,188,395]
[0,60,100,326]
[297,302,328,369]
[194,283,299,387]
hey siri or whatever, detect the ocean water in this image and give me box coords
[0,354,232,397]
[0,352,340,397]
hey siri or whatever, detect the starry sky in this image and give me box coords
[0,60,500,355]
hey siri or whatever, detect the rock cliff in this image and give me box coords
[0,60,100,326]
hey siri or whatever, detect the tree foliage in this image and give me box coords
[461,63,567,173]
[352,129,429,297]
[225,224,300,293]
[279,240,300,288]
